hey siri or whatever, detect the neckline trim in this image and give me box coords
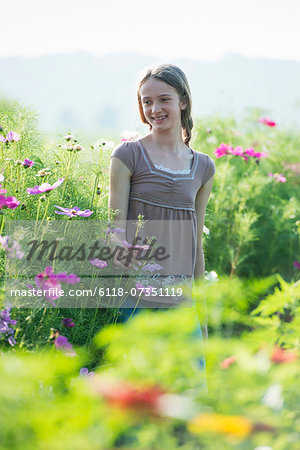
[137,139,196,177]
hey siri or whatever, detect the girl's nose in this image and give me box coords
[151,102,161,113]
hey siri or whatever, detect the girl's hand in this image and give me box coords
[110,234,141,271]
[113,246,141,271]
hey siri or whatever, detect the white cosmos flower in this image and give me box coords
[203,225,210,235]
[262,383,283,411]
[205,271,219,283]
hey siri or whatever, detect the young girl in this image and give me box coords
[108,63,215,333]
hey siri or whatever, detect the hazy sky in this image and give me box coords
[2,0,300,61]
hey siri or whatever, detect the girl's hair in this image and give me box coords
[137,63,193,146]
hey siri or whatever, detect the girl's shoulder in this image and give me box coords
[192,149,216,184]
[110,140,140,175]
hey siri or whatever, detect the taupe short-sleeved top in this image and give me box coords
[110,139,216,304]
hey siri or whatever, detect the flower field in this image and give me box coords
[0,102,299,449]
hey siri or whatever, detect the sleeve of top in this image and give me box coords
[202,155,216,185]
[110,142,135,175]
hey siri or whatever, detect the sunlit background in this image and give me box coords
[1,0,300,133]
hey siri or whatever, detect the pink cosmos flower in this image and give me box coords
[0,131,21,143]
[259,117,276,127]
[89,258,108,269]
[22,158,34,168]
[268,173,287,183]
[214,143,233,158]
[142,263,164,272]
[0,192,20,210]
[230,146,244,156]
[293,261,300,270]
[54,334,76,356]
[79,367,95,377]
[105,225,125,235]
[3,196,20,209]
[62,317,75,328]
[27,178,64,195]
[34,266,80,305]
[0,184,7,194]
[0,235,24,259]
[244,147,256,157]
[54,205,93,218]
[122,240,151,250]
[244,147,267,159]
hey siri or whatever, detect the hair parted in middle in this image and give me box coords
[137,63,193,146]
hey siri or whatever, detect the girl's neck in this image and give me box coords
[145,129,188,153]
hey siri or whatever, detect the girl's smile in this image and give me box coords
[140,78,186,131]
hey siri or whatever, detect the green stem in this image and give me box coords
[41,196,51,221]
[34,199,42,236]
[61,152,74,200]
[90,146,103,210]
[0,215,5,236]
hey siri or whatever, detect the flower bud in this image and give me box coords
[39,196,46,202]
[64,134,74,142]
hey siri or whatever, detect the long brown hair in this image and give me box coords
[137,64,193,146]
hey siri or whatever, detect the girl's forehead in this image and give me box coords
[140,78,178,98]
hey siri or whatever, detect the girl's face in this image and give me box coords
[140,78,187,132]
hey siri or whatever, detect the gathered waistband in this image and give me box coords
[130,192,195,212]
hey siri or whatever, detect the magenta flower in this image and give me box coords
[22,158,34,168]
[0,131,21,143]
[214,143,268,162]
[3,196,20,209]
[253,151,268,158]
[0,307,17,346]
[89,258,108,269]
[293,261,300,270]
[34,266,80,305]
[122,240,151,250]
[62,317,75,328]
[230,146,244,156]
[268,173,287,183]
[0,193,20,210]
[64,134,75,141]
[27,178,64,195]
[54,205,93,218]
[105,225,125,235]
[79,367,95,377]
[214,143,233,158]
[259,117,276,127]
[54,334,76,356]
[142,263,164,272]
[0,184,7,194]
[244,147,256,157]
[0,235,24,259]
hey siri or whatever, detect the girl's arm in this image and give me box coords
[194,175,214,341]
[108,156,131,222]
[194,175,214,280]
[108,157,136,269]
